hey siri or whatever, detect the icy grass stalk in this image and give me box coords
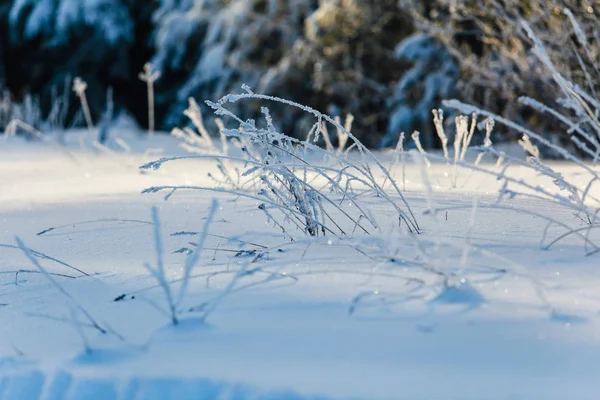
[216,118,228,155]
[462,114,477,161]
[4,119,43,139]
[4,118,80,164]
[562,8,600,93]
[173,98,241,187]
[139,62,161,135]
[147,201,218,325]
[15,237,109,336]
[443,99,598,177]
[444,53,600,221]
[0,90,10,130]
[518,134,540,159]
[396,132,406,191]
[258,203,294,240]
[320,120,334,152]
[146,95,414,237]
[473,119,494,167]
[411,131,431,168]
[205,87,420,233]
[145,207,177,324]
[435,200,598,253]
[453,117,466,166]
[518,96,600,162]
[73,77,94,130]
[176,200,218,309]
[337,114,353,153]
[0,242,86,277]
[143,148,377,234]
[526,157,590,220]
[419,146,600,251]
[520,18,600,146]
[461,118,495,187]
[452,115,476,188]
[1,92,44,135]
[432,109,449,160]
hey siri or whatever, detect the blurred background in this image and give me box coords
[0,0,597,150]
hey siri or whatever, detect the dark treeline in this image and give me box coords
[0,0,597,150]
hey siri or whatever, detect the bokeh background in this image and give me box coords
[0,0,597,149]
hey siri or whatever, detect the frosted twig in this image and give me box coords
[337,114,352,153]
[175,200,218,308]
[146,207,177,324]
[0,243,87,276]
[411,131,430,168]
[321,120,334,152]
[73,77,94,130]
[139,62,161,135]
[473,119,494,167]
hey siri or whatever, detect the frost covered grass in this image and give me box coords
[400,107,600,256]
[144,200,238,326]
[142,88,421,237]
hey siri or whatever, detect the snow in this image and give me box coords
[1,130,600,399]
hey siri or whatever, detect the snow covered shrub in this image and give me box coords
[152,0,452,148]
[380,34,459,148]
[142,87,421,238]
[151,0,316,130]
[4,0,155,129]
[401,0,599,153]
[258,0,415,148]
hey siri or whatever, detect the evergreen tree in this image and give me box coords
[4,0,154,128]
[401,0,600,147]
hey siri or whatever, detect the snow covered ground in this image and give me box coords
[1,130,600,400]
